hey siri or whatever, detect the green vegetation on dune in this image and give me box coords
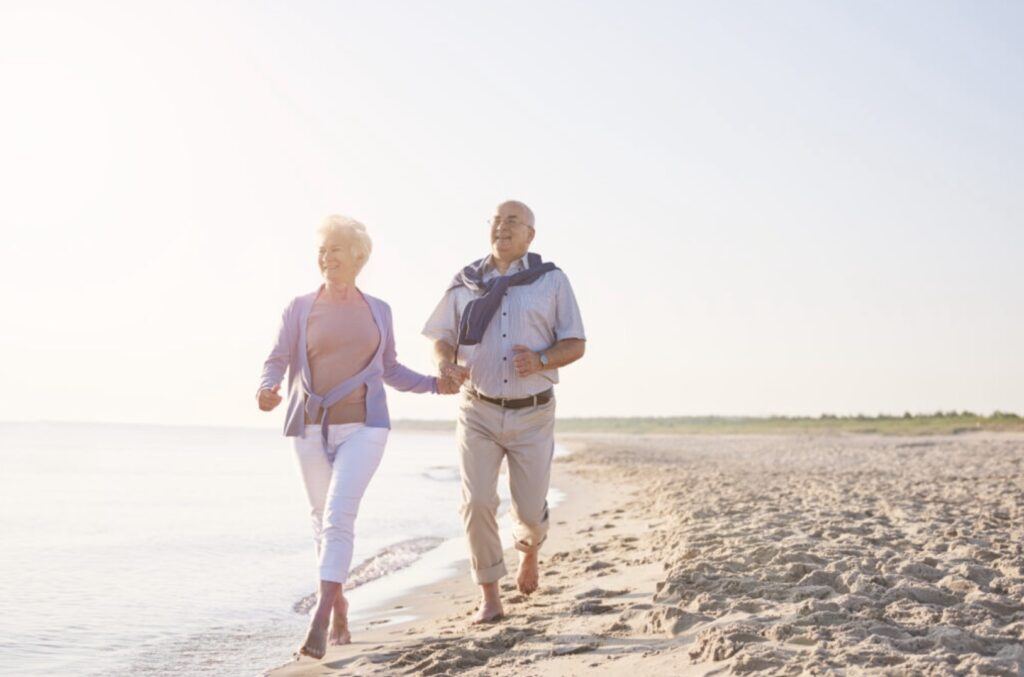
[394,411,1024,435]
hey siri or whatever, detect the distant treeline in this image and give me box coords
[393,411,1024,435]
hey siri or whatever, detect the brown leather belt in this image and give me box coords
[466,387,553,409]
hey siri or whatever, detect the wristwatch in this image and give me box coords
[538,352,550,367]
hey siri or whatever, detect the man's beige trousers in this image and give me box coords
[456,391,556,584]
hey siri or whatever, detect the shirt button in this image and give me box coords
[503,357,507,361]
[502,334,506,338]
[504,379,508,383]
[502,312,506,316]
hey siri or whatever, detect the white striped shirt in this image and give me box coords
[422,253,586,399]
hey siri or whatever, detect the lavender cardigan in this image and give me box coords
[258,288,437,450]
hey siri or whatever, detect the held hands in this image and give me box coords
[512,345,543,377]
[437,360,469,395]
[258,384,283,411]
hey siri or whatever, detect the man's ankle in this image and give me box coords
[480,581,500,600]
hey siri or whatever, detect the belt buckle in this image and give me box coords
[499,397,507,407]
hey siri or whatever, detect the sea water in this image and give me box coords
[0,422,560,676]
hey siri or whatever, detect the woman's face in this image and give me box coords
[318,232,358,280]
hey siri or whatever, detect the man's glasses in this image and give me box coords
[489,217,528,227]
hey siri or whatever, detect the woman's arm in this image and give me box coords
[257,301,295,410]
[381,305,438,394]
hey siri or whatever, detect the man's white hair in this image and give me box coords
[316,214,373,274]
[498,200,535,227]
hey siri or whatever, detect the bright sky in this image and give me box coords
[1,2,1021,428]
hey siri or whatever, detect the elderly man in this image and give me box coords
[423,199,586,622]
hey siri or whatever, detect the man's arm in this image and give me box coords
[433,339,469,391]
[433,338,457,369]
[511,338,585,377]
[423,288,470,393]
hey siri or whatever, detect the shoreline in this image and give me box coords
[268,439,636,676]
[298,485,567,630]
[269,431,1024,676]
[283,446,570,632]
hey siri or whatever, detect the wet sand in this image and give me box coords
[270,432,1024,676]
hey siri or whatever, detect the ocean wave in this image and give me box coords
[422,465,460,482]
[292,536,445,614]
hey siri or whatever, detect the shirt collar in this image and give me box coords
[484,253,529,277]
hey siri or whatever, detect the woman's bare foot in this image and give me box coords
[298,617,329,659]
[516,550,539,595]
[472,581,505,623]
[329,593,351,645]
[298,582,340,659]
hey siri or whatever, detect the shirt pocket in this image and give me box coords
[522,288,559,333]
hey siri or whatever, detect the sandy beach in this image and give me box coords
[269,432,1024,676]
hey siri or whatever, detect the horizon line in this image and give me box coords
[1,410,1020,431]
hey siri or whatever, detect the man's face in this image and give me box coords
[489,203,534,263]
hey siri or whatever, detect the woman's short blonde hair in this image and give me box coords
[316,214,373,275]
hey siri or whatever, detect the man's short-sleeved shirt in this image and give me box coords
[422,253,586,399]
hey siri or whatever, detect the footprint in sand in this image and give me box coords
[570,599,617,615]
[575,587,630,599]
[552,642,599,656]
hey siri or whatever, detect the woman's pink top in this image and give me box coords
[258,287,437,454]
[305,298,381,424]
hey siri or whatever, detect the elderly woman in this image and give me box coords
[257,215,461,659]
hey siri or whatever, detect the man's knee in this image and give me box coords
[461,494,500,520]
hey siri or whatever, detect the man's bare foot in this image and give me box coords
[516,550,539,595]
[329,593,351,645]
[472,581,504,624]
[472,599,505,624]
[298,617,328,659]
